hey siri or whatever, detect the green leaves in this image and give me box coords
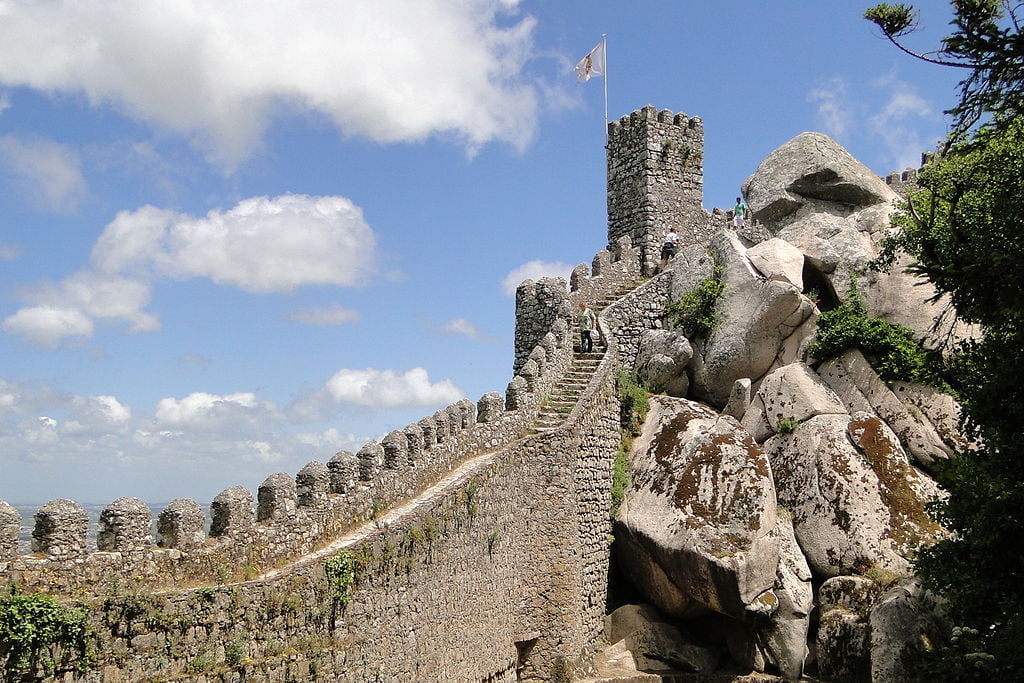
[864,3,918,37]
[0,591,92,677]
[664,266,725,338]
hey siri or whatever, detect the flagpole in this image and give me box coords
[602,34,608,135]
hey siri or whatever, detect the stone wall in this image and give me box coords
[607,104,710,275]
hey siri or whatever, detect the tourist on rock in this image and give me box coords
[732,196,748,229]
[578,302,596,353]
[659,228,679,271]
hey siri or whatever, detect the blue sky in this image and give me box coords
[0,1,962,505]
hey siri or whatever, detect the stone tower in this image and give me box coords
[606,105,710,274]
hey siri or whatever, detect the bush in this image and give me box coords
[0,591,93,678]
[664,266,726,338]
[808,276,949,391]
[616,370,649,435]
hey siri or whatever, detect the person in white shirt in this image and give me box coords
[659,228,679,272]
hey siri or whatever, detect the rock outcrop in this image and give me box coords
[615,396,779,621]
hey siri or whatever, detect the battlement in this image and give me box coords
[0,237,651,597]
[606,104,712,274]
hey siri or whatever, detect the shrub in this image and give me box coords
[808,276,950,391]
[0,591,93,677]
[322,550,356,607]
[616,369,649,436]
[664,266,725,338]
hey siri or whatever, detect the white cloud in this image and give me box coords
[2,305,95,348]
[3,271,158,347]
[501,259,573,295]
[807,77,853,141]
[325,367,463,409]
[92,194,379,293]
[0,243,19,261]
[63,395,131,434]
[0,135,86,213]
[0,0,542,167]
[0,91,9,114]
[869,74,938,170]
[153,391,270,429]
[441,317,497,342]
[290,303,361,326]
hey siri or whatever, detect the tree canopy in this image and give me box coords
[865,2,1024,678]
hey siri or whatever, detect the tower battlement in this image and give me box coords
[606,104,711,274]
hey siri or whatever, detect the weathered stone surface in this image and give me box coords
[357,441,385,482]
[97,497,152,552]
[157,498,205,550]
[0,501,21,559]
[870,577,948,683]
[32,499,88,559]
[761,512,812,681]
[296,461,330,507]
[476,392,504,423]
[743,132,894,225]
[590,639,659,680]
[764,412,942,577]
[740,361,847,443]
[257,473,296,522]
[604,604,719,674]
[327,450,359,493]
[635,329,692,396]
[210,486,255,538]
[667,243,716,301]
[615,396,779,620]
[818,349,953,470]
[746,238,804,289]
[889,380,972,453]
[722,378,751,420]
[816,575,880,683]
[689,231,815,407]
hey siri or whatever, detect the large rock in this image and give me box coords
[818,349,953,470]
[761,512,812,680]
[816,575,880,682]
[743,132,894,225]
[604,604,719,674]
[667,243,716,301]
[764,412,943,578]
[740,361,848,443]
[614,397,779,620]
[636,330,693,397]
[688,231,815,407]
[746,238,805,289]
[870,578,948,683]
[743,131,971,348]
[889,380,973,453]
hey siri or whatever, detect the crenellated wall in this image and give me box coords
[0,105,710,682]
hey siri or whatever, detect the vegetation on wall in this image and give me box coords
[664,266,725,338]
[865,1,1024,677]
[612,370,649,522]
[0,588,93,679]
[322,550,357,608]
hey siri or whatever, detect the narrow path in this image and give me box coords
[257,277,644,582]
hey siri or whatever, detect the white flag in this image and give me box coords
[575,40,606,83]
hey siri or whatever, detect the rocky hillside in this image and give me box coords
[594,133,962,682]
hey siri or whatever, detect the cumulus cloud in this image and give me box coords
[153,391,276,431]
[501,259,573,296]
[0,0,542,167]
[4,194,379,348]
[290,303,362,326]
[3,271,158,347]
[441,317,497,342]
[92,194,378,293]
[0,135,87,213]
[2,305,95,348]
[325,367,463,409]
[808,77,853,141]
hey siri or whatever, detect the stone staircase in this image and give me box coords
[528,280,642,435]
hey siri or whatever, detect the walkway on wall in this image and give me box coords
[529,280,642,434]
[257,278,644,582]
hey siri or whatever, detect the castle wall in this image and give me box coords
[607,105,711,275]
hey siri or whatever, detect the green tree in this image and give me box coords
[865,2,1024,677]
